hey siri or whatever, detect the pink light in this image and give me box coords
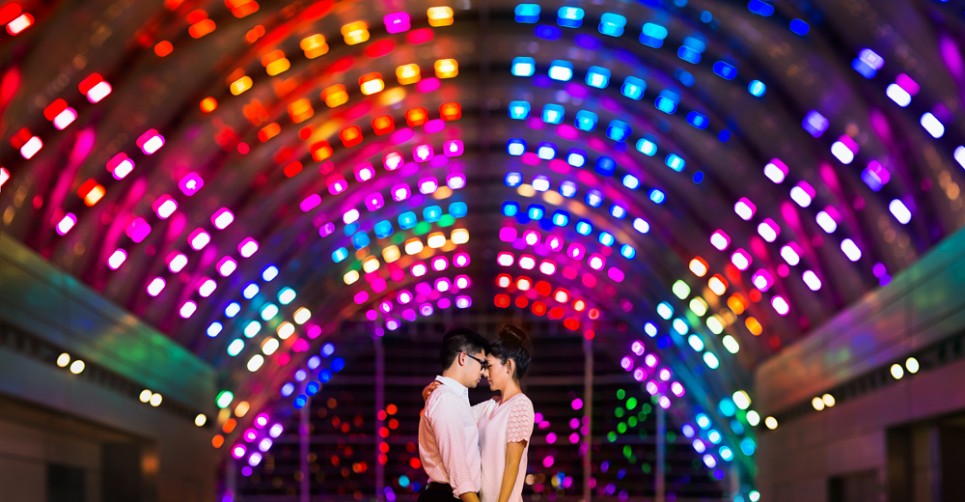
[607,267,625,282]
[455,275,470,289]
[413,144,433,162]
[548,236,563,251]
[198,278,217,297]
[588,255,605,270]
[710,230,730,250]
[752,269,773,291]
[188,229,211,250]
[355,163,375,182]
[646,381,659,395]
[631,340,645,356]
[269,423,284,437]
[167,252,188,273]
[238,238,259,258]
[443,140,464,156]
[523,230,539,246]
[56,213,77,235]
[107,249,127,270]
[633,368,645,381]
[568,433,580,444]
[86,81,112,103]
[567,243,585,260]
[179,301,197,318]
[327,177,347,195]
[106,153,134,180]
[435,278,451,292]
[659,368,671,381]
[354,291,369,305]
[496,252,514,267]
[424,119,446,134]
[411,262,427,277]
[211,208,234,229]
[380,301,393,313]
[153,195,178,219]
[146,277,166,296]
[178,173,204,196]
[431,256,448,271]
[734,197,756,220]
[319,222,335,237]
[542,456,555,468]
[53,108,77,130]
[136,129,165,155]
[895,73,920,95]
[659,395,671,409]
[416,77,440,93]
[365,193,384,211]
[771,295,790,315]
[455,295,472,308]
[446,172,466,189]
[391,184,411,201]
[383,152,403,171]
[20,135,42,159]
[126,218,151,243]
[300,194,321,212]
[499,227,517,242]
[571,398,583,410]
[383,12,411,33]
[418,177,439,194]
[453,252,470,267]
[731,249,752,270]
[0,167,9,190]
[231,445,246,459]
[398,290,413,304]
[217,257,238,276]
[546,432,557,444]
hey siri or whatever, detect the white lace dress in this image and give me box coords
[473,394,535,502]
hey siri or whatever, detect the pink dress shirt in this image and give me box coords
[474,394,535,502]
[418,376,482,498]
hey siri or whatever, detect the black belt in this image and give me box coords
[427,482,452,491]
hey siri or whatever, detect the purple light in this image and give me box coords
[455,295,472,308]
[419,303,434,317]
[240,466,253,477]
[443,140,464,157]
[257,438,272,452]
[136,129,165,155]
[178,172,204,196]
[644,354,658,367]
[238,238,259,258]
[365,193,385,211]
[802,110,829,137]
[107,249,127,270]
[232,445,246,459]
[418,177,439,194]
[269,423,284,438]
[55,213,77,235]
[386,319,400,331]
[153,195,177,219]
[126,217,151,243]
[243,429,258,442]
[620,356,633,370]
[633,368,645,381]
[188,229,211,250]
[571,398,583,410]
[390,183,411,202]
[446,172,466,189]
[383,12,411,33]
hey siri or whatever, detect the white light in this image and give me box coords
[920,112,945,138]
[955,146,965,170]
[734,198,756,220]
[198,279,217,297]
[831,141,855,164]
[841,239,862,261]
[53,109,78,130]
[763,160,787,183]
[764,416,778,430]
[802,270,822,291]
[816,211,838,233]
[149,393,163,407]
[107,249,127,269]
[633,218,650,234]
[780,245,801,266]
[195,414,207,427]
[147,277,166,296]
[69,360,85,375]
[156,198,177,219]
[247,354,265,372]
[343,209,360,224]
[888,199,912,224]
[757,220,778,242]
[812,396,826,411]
[179,301,197,318]
[212,209,235,229]
[139,389,153,403]
[218,258,238,276]
[87,81,112,103]
[293,307,311,324]
[56,353,71,368]
[745,410,761,426]
[20,136,43,159]
[771,295,790,315]
[168,253,188,273]
[189,230,211,250]
[789,185,813,207]
[885,84,911,107]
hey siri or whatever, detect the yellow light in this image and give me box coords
[427,232,447,249]
[378,87,406,107]
[396,64,421,85]
[288,98,314,123]
[149,393,163,407]
[56,353,71,368]
[322,84,348,108]
[433,186,453,200]
[689,257,708,277]
[247,354,264,372]
[811,396,825,411]
[728,294,747,315]
[822,394,835,408]
[905,357,920,374]
[404,238,424,255]
[258,122,281,142]
[261,338,279,356]
[234,401,250,417]
[764,416,778,430]
[195,414,207,427]
[300,34,328,59]
[689,297,708,316]
[706,315,724,334]
[708,275,728,296]
[293,307,311,325]
[261,50,290,76]
[229,75,252,95]
[344,269,360,285]
[745,316,763,336]
[83,184,106,206]
[363,256,381,273]
[277,321,295,339]
[200,97,218,113]
[139,389,153,403]
[450,228,469,245]
[427,6,454,26]
[341,21,369,45]
[382,245,401,263]
[69,360,85,375]
[434,58,458,79]
[890,363,904,380]
[517,184,536,198]
[359,73,385,95]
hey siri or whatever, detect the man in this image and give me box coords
[417,327,491,502]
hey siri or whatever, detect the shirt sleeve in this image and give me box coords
[428,390,481,496]
[506,396,535,444]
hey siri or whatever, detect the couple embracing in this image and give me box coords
[417,325,536,502]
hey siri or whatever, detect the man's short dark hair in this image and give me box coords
[440,327,490,372]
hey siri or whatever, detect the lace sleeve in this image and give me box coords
[506,396,535,444]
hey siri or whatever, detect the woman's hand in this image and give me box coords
[422,380,442,401]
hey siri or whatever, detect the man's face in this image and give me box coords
[465,350,489,387]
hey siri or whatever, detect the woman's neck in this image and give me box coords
[501,381,522,401]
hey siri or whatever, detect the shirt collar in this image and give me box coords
[435,375,468,396]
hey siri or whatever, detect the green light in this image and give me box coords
[616,388,626,400]
[615,408,625,418]
[617,422,627,434]
[216,390,234,409]
[414,221,431,235]
[607,431,617,442]
[628,416,638,427]
[666,431,676,442]
[672,280,691,299]
[642,463,652,474]
[642,403,652,414]
[392,233,405,245]
[438,214,455,227]
[622,445,632,458]
[626,397,638,410]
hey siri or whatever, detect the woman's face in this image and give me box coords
[486,354,511,391]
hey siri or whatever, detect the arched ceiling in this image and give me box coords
[2,0,965,498]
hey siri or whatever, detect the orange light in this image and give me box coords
[222,418,237,434]
[405,107,428,127]
[440,102,462,121]
[709,274,728,295]
[188,18,216,39]
[434,59,458,79]
[322,84,348,108]
[84,185,106,207]
[745,316,763,336]
[573,300,586,312]
[226,0,259,18]
[300,34,328,59]
[689,257,709,277]
[154,40,174,57]
[244,24,265,44]
[228,75,252,96]
[386,403,398,415]
[262,50,290,76]
[341,21,369,45]
[727,293,747,314]
[199,97,218,113]
[372,115,395,135]
[427,6,454,27]
[257,122,281,142]
[359,72,385,95]
[288,98,314,123]
[396,64,421,85]
[311,141,333,161]
[339,126,363,147]
[211,435,225,448]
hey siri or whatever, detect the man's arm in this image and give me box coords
[429,392,481,498]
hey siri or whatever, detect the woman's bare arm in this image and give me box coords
[496,440,527,502]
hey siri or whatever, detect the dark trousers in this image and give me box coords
[417,482,461,502]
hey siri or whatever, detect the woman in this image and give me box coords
[424,324,535,502]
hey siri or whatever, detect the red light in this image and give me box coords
[43,99,68,120]
[405,107,428,127]
[588,308,600,320]
[372,115,395,135]
[548,307,564,320]
[494,294,511,308]
[283,161,303,178]
[339,125,363,147]
[0,4,22,25]
[440,102,462,120]
[311,140,333,161]
[78,73,105,95]
[583,329,595,340]
[365,39,395,58]
[564,318,581,331]
[534,281,552,296]
[407,27,434,45]
[514,296,529,308]
[531,301,547,316]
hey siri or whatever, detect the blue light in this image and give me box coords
[306,381,320,396]
[527,204,545,220]
[740,437,757,456]
[330,245,347,261]
[595,156,616,176]
[293,395,307,409]
[719,446,734,462]
[789,18,810,36]
[687,111,709,129]
[449,201,468,218]
[278,287,296,305]
[398,211,417,230]
[748,80,766,97]
[599,232,615,246]
[599,12,626,37]
[225,302,241,317]
[508,100,530,119]
[534,24,561,40]
[557,6,584,28]
[575,109,598,131]
[666,154,686,172]
[331,357,345,372]
[537,142,557,160]
[560,181,577,197]
[606,120,631,142]
[712,61,737,80]
[586,66,611,88]
[281,383,294,397]
[548,60,574,81]
[655,90,680,114]
[505,172,523,187]
[514,3,540,23]
[207,322,223,338]
[243,283,260,299]
[511,57,536,77]
[640,22,668,48]
[502,201,520,216]
[802,110,829,137]
[620,244,636,259]
[585,190,603,207]
[747,0,775,17]
[610,205,627,219]
[678,45,701,64]
[636,137,658,156]
[262,266,279,281]
[552,210,569,226]
[343,222,359,236]
[693,171,705,183]
[649,189,666,204]
[718,130,731,142]
[507,138,526,156]
[542,103,565,124]
[675,69,695,87]
[567,149,586,167]
[423,205,442,222]
[352,232,370,249]
[374,220,393,238]
[852,48,884,79]
[621,76,646,100]
[622,174,640,189]
[322,342,335,356]
[576,219,593,235]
